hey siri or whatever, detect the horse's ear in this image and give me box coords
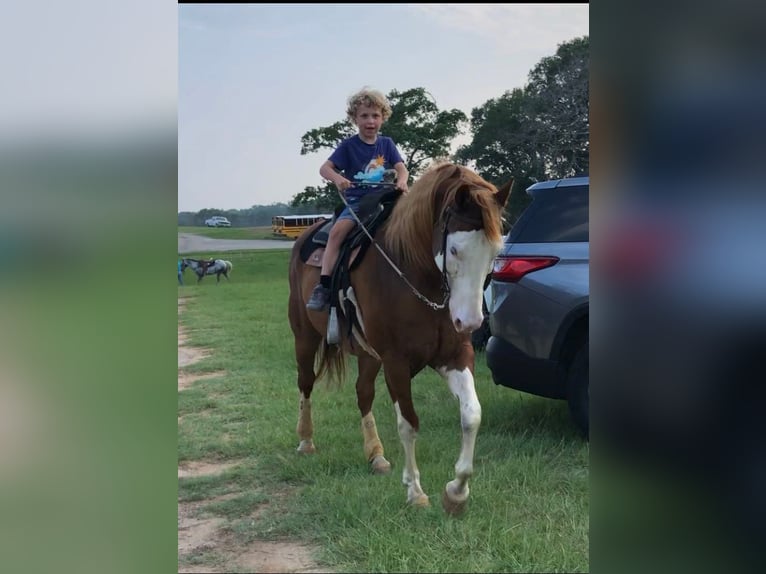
[495,178,513,208]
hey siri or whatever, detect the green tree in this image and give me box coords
[455,88,542,225]
[525,36,589,178]
[292,87,467,207]
[299,121,356,156]
[289,183,338,211]
[456,36,589,225]
[384,88,468,176]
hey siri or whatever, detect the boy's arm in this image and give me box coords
[320,160,351,192]
[393,161,409,193]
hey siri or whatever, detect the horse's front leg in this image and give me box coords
[437,363,482,515]
[356,355,391,474]
[384,360,429,507]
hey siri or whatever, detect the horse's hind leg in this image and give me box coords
[356,355,391,474]
[294,334,321,454]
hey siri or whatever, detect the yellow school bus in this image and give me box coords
[272,214,333,239]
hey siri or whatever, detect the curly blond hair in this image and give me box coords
[346,87,392,122]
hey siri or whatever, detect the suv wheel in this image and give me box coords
[566,341,589,439]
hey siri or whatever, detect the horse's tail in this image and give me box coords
[225,260,233,272]
[315,339,346,389]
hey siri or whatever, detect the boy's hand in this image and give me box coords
[396,178,409,194]
[334,177,352,193]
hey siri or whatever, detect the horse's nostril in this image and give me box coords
[454,317,482,333]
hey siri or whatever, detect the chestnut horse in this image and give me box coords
[287,163,511,514]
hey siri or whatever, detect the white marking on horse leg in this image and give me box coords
[394,402,428,506]
[438,366,482,504]
[361,412,383,460]
[296,393,315,454]
[361,412,391,474]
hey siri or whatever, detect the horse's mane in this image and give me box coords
[383,162,504,270]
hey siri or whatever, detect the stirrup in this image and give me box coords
[327,307,340,344]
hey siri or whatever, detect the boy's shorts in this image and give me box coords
[337,196,362,222]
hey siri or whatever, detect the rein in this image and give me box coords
[338,189,451,311]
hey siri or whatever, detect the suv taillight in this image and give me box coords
[491,256,559,282]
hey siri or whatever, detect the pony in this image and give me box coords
[287,162,511,515]
[181,258,233,283]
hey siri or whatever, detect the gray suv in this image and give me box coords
[485,176,589,437]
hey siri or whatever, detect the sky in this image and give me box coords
[178,4,588,213]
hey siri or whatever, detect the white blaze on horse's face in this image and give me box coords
[436,230,499,333]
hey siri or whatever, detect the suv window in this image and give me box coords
[507,184,589,243]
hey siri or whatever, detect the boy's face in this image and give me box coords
[354,105,384,139]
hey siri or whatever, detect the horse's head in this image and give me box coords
[436,166,511,333]
[385,163,512,333]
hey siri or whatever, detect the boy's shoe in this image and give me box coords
[306,284,330,311]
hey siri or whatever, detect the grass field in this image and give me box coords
[178,249,589,573]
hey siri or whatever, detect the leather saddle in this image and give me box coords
[299,189,399,273]
[300,190,400,341]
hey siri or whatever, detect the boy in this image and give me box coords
[306,87,409,312]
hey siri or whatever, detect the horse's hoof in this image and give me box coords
[370,455,392,475]
[408,493,430,508]
[441,488,468,516]
[296,440,316,454]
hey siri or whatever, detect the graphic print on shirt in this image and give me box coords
[353,154,387,183]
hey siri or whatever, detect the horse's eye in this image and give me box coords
[450,246,458,257]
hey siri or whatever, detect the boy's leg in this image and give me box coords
[321,218,355,276]
[307,219,355,311]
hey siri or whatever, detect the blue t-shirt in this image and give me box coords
[328,135,404,200]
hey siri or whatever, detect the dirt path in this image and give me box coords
[178,233,295,254]
[178,297,327,573]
